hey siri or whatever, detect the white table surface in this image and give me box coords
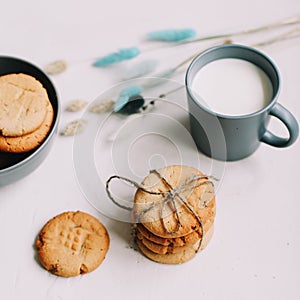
[1,0,300,299]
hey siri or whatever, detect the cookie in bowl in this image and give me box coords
[0,73,54,153]
[0,56,60,186]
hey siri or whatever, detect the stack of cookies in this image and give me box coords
[0,73,54,153]
[132,165,216,264]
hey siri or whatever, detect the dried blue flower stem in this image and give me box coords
[142,68,177,88]
[147,28,196,42]
[123,60,158,80]
[114,85,143,112]
[93,47,141,67]
[252,26,300,47]
[177,15,300,46]
[118,95,145,115]
[45,14,300,75]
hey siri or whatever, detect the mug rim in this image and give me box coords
[185,43,281,119]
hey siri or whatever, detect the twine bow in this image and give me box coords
[106,169,217,250]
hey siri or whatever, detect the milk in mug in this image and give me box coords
[191,58,273,116]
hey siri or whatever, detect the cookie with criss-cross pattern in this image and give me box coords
[36,211,110,277]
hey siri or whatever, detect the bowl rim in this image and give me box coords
[0,56,61,174]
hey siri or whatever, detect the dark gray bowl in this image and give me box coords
[0,56,60,186]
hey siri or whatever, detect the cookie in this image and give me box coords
[0,100,54,153]
[136,224,214,264]
[0,73,49,137]
[136,219,214,254]
[36,211,110,277]
[136,223,201,247]
[137,231,198,255]
[136,238,200,264]
[137,216,214,254]
[133,165,215,238]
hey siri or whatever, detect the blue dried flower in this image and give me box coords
[114,85,143,112]
[118,95,145,115]
[147,29,196,42]
[93,47,141,67]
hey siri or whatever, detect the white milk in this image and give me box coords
[191,58,273,116]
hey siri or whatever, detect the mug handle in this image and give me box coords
[261,103,299,147]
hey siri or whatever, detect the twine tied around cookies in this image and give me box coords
[106,170,217,250]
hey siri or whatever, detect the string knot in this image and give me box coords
[105,168,217,250]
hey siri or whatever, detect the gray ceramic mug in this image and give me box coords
[185,44,299,161]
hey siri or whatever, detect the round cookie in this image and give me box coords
[0,100,54,153]
[136,219,214,255]
[36,211,110,277]
[136,238,200,264]
[136,223,201,247]
[133,165,216,238]
[137,231,198,255]
[0,73,49,137]
[136,224,214,264]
